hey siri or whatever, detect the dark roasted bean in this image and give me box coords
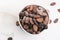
[54,18,58,23]
[22,16,26,24]
[23,25,28,30]
[44,25,48,29]
[29,5,33,11]
[33,19,38,26]
[29,18,34,25]
[33,24,38,32]
[58,8,60,12]
[38,23,44,28]
[7,37,12,40]
[19,12,25,19]
[16,21,19,26]
[36,18,43,23]
[43,16,49,25]
[25,17,30,23]
[40,16,46,20]
[27,29,33,34]
[24,11,29,16]
[34,15,40,19]
[50,2,56,6]
[29,23,33,29]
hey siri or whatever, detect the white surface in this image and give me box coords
[0,0,60,40]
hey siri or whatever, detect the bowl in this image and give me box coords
[18,5,49,34]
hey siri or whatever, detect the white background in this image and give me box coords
[0,0,60,40]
